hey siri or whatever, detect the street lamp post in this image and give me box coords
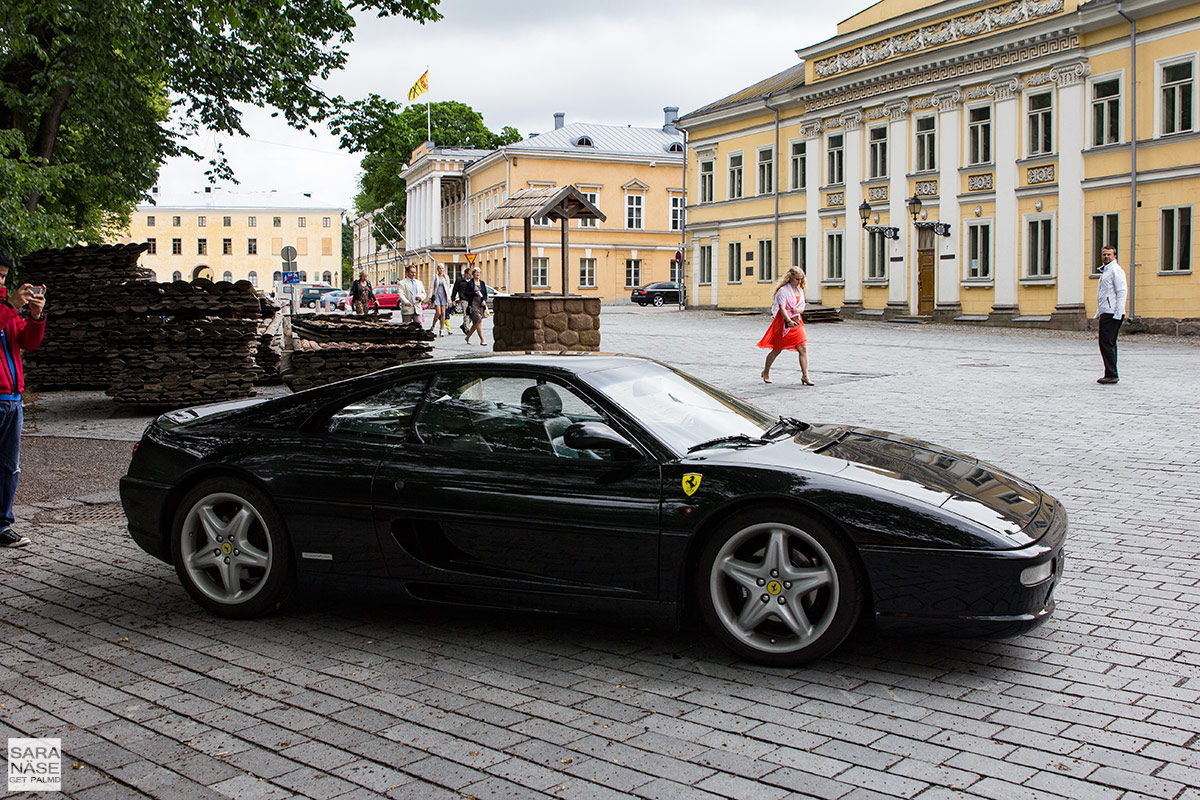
[858,201,900,239]
[907,194,952,237]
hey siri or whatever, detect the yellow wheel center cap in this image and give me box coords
[766,580,782,596]
[221,542,232,555]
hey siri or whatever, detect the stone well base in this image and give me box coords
[492,294,602,352]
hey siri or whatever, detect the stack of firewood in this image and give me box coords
[282,314,434,392]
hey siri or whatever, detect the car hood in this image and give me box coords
[157,395,275,430]
[697,424,1045,540]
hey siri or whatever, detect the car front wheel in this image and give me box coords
[170,478,295,618]
[653,295,665,307]
[697,507,862,665]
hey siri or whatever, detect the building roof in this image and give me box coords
[485,186,606,222]
[681,62,807,120]
[138,188,343,212]
[504,122,683,158]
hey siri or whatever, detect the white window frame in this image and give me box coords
[699,244,713,285]
[579,257,596,288]
[1089,72,1124,147]
[915,116,937,172]
[1024,213,1055,279]
[865,230,886,281]
[758,240,773,283]
[1156,54,1197,137]
[756,146,774,195]
[1090,212,1119,275]
[966,103,992,166]
[727,152,744,200]
[727,241,742,283]
[670,194,685,231]
[579,190,599,228]
[1160,205,1192,272]
[625,258,641,288]
[825,231,844,282]
[789,140,807,190]
[868,126,888,179]
[825,134,844,185]
[197,215,206,227]
[791,236,806,270]
[625,192,644,230]
[699,160,715,203]
[532,257,549,288]
[1026,90,1055,156]
[964,219,994,280]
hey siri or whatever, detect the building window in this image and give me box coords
[1162,61,1194,135]
[1161,206,1192,271]
[197,215,206,227]
[248,238,257,255]
[966,222,992,279]
[222,238,232,255]
[696,245,711,285]
[171,238,182,255]
[625,258,641,288]
[1028,92,1053,155]
[790,142,806,190]
[147,215,155,227]
[222,270,233,282]
[670,195,684,231]
[1092,78,1121,146]
[1026,217,1053,277]
[826,134,844,185]
[670,258,683,284]
[915,117,936,171]
[322,271,332,283]
[146,238,156,254]
[248,216,257,227]
[173,270,182,281]
[727,242,742,283]
[579,258,596,288]
[791,236,805,270]
[298,216,307,228]
[223,216,231,227]
[868,126,888,179]
[323,217,332,227]
[625,194,643,229]
[147,270,157,281]
[757,147,774,195]
[579,191,598,227]
[272,271,282,282]
[1090,213,1118,274]
[172,216,181,227]
[532,257,548,287]
[321,237,332,256]
[825,232,844,281]
[699,161,714,203]
[273,216,282,227]
[299,271,307,281]
[866,231,886,280]
[248,271,258,287]
[968,106,992,165]
[758,240,773,282]
[197,238,207,255]
[727,153,744,200]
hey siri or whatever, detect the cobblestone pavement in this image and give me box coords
[3,308,1199,799]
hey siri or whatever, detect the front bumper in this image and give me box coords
[119,475,173,563]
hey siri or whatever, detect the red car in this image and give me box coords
[373,285,401,309]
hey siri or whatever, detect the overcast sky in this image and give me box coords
[156,0,873,214]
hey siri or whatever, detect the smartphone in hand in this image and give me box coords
[30,285,45,296]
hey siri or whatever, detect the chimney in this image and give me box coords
[663,106,679,134]
[554,112,565,130]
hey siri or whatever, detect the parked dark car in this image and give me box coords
[299,286,337,308]
[631,281,684,307]
[119,354,1065,665]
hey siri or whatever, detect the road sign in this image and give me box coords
[465,253,477,266]
[281,245,297,261]
[674,250,683,264]
[282,271,300,284]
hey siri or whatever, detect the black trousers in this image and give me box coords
[1098,313,1122,378]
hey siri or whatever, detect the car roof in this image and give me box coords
[375,352,667,379]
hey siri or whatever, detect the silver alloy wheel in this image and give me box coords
[653,295,665,306]
[179,492,273,606]
[708,521,839,655]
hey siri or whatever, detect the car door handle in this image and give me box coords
[394,479,405,491]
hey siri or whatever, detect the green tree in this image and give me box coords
[341,217,354,286]
[336,98,520,236]
[0,0,442,260]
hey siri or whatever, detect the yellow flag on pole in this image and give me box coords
[407,70,429,102]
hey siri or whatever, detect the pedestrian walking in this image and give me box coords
[428,263,452,337]
[0,250,47,548]
[450,265,472,335]
[351,271,375,315]
[757,266,813,386]
[1095,245,1127,384]
[463,267,489,346]
[398,265,426,325]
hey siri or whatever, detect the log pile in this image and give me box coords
[282,314,434,392]
[802,305,843,323]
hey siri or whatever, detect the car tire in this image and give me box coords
[170,477,296,619]
[637,301,647,307]
[697,506,862,665]
[653,295,665,307]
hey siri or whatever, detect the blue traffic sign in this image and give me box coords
[282,271,300,284]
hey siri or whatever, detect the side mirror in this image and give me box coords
[563,422,641,459]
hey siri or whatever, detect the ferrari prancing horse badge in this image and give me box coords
[682,473,702,496]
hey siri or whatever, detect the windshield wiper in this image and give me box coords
[761,416,809,440]
[687,434,768,453]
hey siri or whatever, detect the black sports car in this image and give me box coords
[120,354,1065,665]
[631,281,684,307]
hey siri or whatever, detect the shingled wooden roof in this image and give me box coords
[486,185,606,223]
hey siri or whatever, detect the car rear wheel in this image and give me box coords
[171,478,295,618]
[697,507,862,665]
[653,295,665,307]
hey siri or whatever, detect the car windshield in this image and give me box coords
[583,361,777,454]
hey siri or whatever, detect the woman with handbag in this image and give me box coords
[463,266,489,346]
[428,263,452,336]
[757,266,813,385]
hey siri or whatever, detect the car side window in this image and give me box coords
[416,373,612,459]
[327,380,426,440]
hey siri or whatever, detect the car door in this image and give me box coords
[372,369,663,601]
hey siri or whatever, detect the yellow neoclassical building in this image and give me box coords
[679,0,1200,332]
[120,188,345,290]
[394,110,687,299]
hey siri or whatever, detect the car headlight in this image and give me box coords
[1019,560,1054,586]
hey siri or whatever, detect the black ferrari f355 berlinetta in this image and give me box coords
[120,353,1066,665]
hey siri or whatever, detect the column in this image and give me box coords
[935,89,963,322]
[690,235,701,305]
[710,235,720,306]
[430,175,442,248]
[841,110,864,311]
[886,101,911,317]
[802,120,822,305]
[1052,60,1090,330]
[989,76,1022,323]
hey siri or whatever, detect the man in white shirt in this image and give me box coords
[397,265,426,325]
[1094,245,1127,384]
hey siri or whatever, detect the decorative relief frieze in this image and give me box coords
[915,180,938,196]
[967,85,991,99]
[1028,165,1055,184]
[968,174,994,191]
[825,117,844,129]
[813,0,1066,78]
[914,96,936,110]
[867,107,890,120]
[827,192,846,207]
[868,186,889,202]
[933,89,963,112]
[695,147,717,160]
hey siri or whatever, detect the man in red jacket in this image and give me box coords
[0,250,46,548]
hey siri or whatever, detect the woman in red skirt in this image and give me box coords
[757,266,813,385]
